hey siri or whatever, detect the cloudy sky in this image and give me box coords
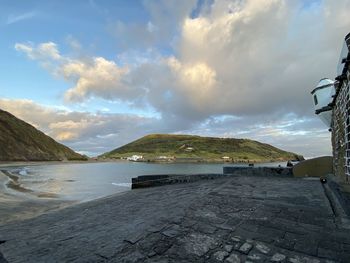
[0,0,349,157]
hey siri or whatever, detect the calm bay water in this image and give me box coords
[6,161,286,202]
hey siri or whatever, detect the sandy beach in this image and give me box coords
[0,160,134,226]
[0,160,115,225]
[0,170,75,225]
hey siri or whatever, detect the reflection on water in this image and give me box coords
[5,161,286,202]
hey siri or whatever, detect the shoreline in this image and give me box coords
[2,170,33,194]
[0,160,290,226]
[99,158,292,164]
[0,158,292,166]
[0,170,76,225]
[0,169,61,198]
[0,167,131,226]
[0,159,126,168]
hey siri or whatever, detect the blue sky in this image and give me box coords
[0,0,349,157]
[1,0,146,106]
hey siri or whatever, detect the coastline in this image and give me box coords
[0,159,288,226]
[0,170,76,225]
[0,159,125,168]
[0,158,291,168]
[100,157,292,164]
[1,170,33,194]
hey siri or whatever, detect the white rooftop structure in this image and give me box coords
[311,78,335,129]
[127,155,143,161]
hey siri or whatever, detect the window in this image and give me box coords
[314,94,318,105]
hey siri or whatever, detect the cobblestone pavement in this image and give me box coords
[1,176,350,262]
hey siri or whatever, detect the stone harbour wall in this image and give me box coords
[132,174,224,189]
[131,167,293,189]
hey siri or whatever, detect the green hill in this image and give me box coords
[0,109,87,161]
[101,134,303,162]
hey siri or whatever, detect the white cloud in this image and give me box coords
[62,57,132,102]
[6,11,37,25]
[111,0,198,49]
[167,57,218,111]
[15,0,350,120]
[15,42,139,103]
[13,0,349,157]
[15,42,61,60]
[138,0,349,123]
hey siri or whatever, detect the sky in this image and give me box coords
[0,0,349,157]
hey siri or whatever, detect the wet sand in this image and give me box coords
[0,159,126,225]
[0,170,75,225]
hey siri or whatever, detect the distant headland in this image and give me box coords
[99,134,304,163]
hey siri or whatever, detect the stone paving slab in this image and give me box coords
[0,175,350,262]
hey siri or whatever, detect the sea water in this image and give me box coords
[5,161,286,202]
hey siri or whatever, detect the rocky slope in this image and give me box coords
[0,109,86,161]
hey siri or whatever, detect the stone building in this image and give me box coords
[312,32,350,183]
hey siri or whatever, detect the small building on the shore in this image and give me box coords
[221,156,231,162]
[185,147,194,152]
[313,32,350,183]
[127,155,143,161]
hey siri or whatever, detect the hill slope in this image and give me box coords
[101,134,303,162]
[0,109,86,161]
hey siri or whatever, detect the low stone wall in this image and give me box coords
[132,167,293,189]
[132,173,224,189]
[223,166,293,177]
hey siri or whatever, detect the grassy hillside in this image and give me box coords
[0,109,87,161]
[101,134,303,162]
